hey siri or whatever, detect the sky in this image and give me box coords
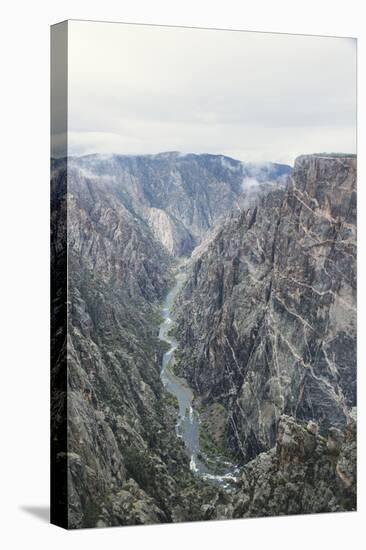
[66,20,357,165]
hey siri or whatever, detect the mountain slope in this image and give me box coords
[68,152,291,256]
[52,159,212,528]
[174,154,356,462]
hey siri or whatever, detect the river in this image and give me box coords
[159,262,239,486]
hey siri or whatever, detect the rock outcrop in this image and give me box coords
[174,154,357,462]
[248,414,355,515]
[216,414,356,519]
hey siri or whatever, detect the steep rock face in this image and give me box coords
[68,153,291,255]
[144,206,195,256]
[213,414,356,519]
[174,155,356,462]
[52,159,207,528]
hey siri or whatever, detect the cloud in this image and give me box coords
[66,21,356,165]
[241,177,261,192]
[75,166,116,183]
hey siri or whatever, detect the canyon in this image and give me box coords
[51,152,356,528]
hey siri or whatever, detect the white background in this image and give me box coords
[1,1,364,548]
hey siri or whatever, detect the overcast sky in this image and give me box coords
[67,20,356,165]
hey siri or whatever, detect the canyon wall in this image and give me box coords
[174,155,357,461]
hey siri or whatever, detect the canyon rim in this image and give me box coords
[51,21,357,529]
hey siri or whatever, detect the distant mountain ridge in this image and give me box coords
[65,153,291,256]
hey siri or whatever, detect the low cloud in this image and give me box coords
[241,177,261,192]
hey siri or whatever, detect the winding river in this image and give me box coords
[159,263,239,486]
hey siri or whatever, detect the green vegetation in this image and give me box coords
[197,402,235,465]
[169,346,186,376]
[83,499,102,529]
[124,446,157,494]
[162,391,179,411]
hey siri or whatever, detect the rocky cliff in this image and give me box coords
[205,414,356,520]
[68,152,291,256]
[234,413,356,517]
[52,158,216,528]
[174,154,357,462]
